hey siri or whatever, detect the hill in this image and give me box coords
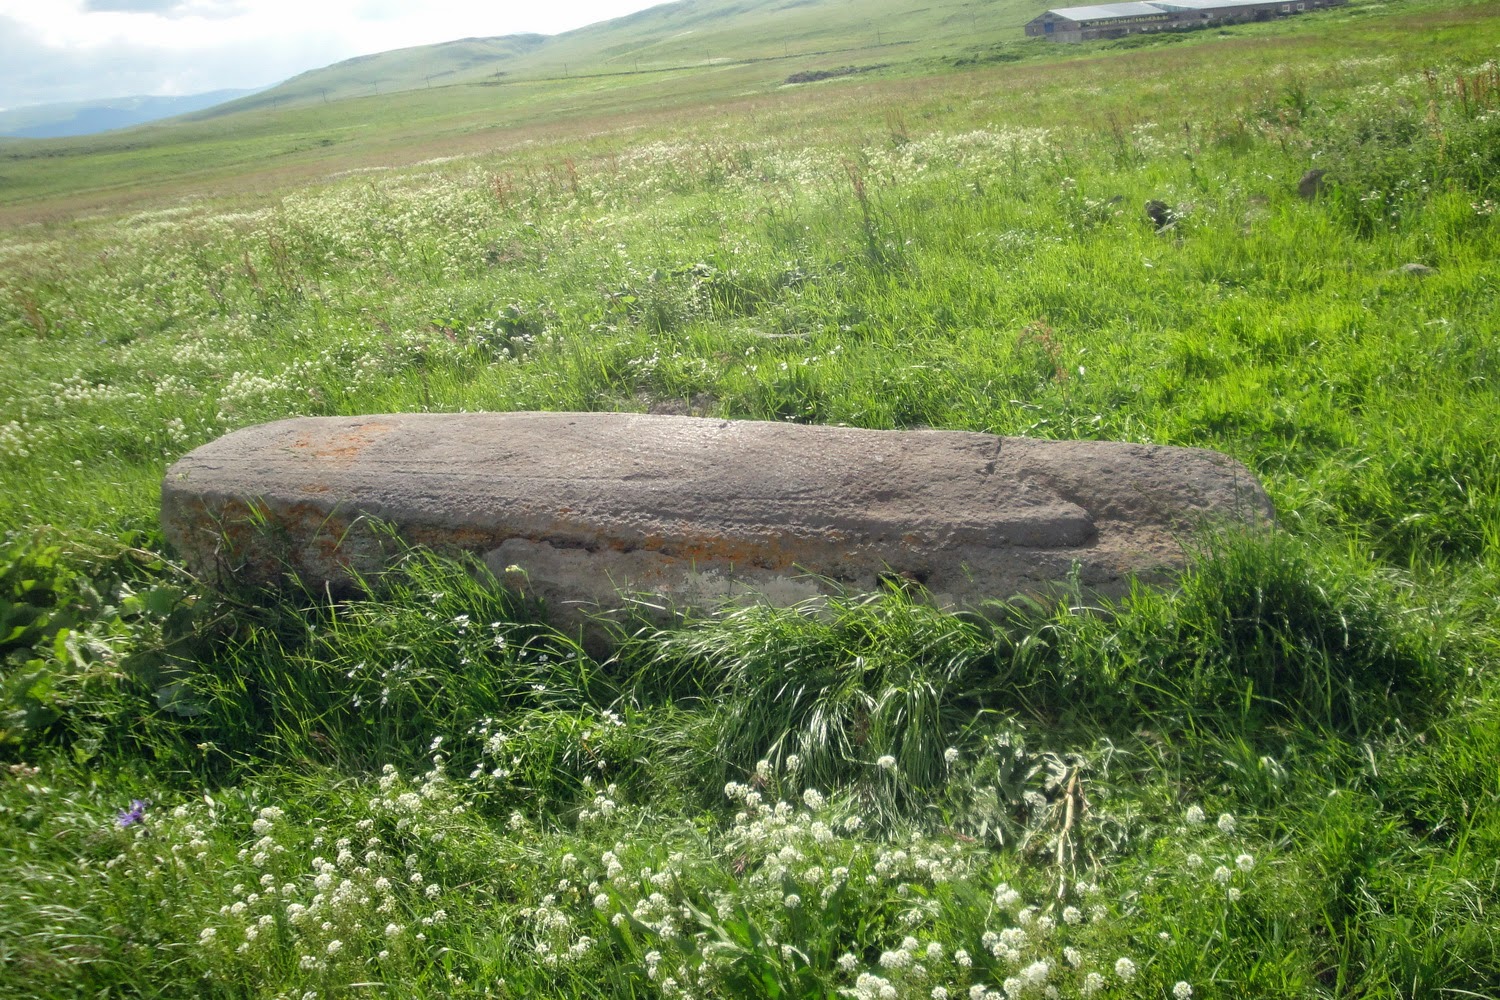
[201,35,550,115]
[503,0,1041,78]
[0,89,260,139]
[0,0,1055,215]
[196,0,1042,115]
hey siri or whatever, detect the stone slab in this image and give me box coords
[161,412,1273,626]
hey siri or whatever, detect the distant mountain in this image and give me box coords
[0,90,262,139]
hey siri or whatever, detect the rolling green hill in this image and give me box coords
[0,0,1054,216]
[499,0,1040,77]
[219,0,1039,111]
[200,35,550,115]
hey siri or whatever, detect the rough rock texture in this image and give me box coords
[1298,168,1328,200]
[162,412,1273,628]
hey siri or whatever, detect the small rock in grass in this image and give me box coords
[1298,169,1327,200]
[1144,199,1175,231]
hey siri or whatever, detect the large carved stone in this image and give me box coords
[161,412,1273,628]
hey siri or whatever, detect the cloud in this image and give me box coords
[82,0,179,11]
[0,1,669,109]
[0,12,342,107]
[81,0,247,16]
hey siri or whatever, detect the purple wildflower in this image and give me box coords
[117,799,148,828]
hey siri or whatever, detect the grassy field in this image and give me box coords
[0,0,1416,214]
[2,0,1499,997]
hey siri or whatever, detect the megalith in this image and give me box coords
[162,412,1273,628]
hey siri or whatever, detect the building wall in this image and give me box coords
[1025,0,1343,42]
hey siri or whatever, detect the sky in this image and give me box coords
[0,0,666,109]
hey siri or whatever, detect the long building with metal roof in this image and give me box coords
[1024,0,1345,41]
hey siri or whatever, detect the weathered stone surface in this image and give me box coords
[162,412,1273,627]
[1143,199,1176,231]
[1298,168,1327,200]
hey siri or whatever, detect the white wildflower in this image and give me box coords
[994,884,1021,908]
[1021,960,1049,986]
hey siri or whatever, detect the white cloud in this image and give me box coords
[0,0,665,108]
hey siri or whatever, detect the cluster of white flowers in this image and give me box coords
[251,805,285,837]
[1178,807,1259,907]
[86,782,438,983]
[0,420,37,460]
[578,783,621,822]
[50,374,136,407]
[516,766,1173,998]
[174,762,461,975]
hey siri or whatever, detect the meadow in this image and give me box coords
[1,0,1499,996]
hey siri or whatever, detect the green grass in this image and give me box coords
[0,0,1416,215]
[2,0,1499,996]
